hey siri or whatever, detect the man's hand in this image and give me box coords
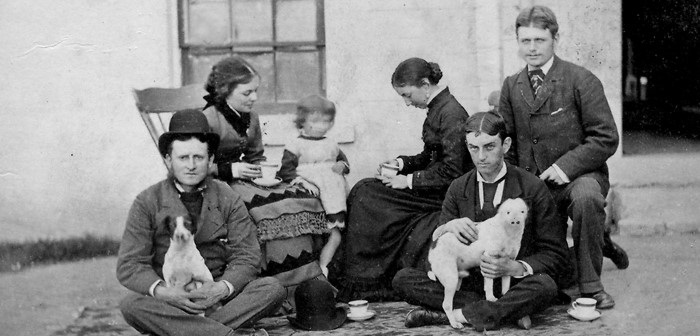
[436,218,479,244]
[331,162,347,175]
[480,253,525,279]
[539,166,565,185]
[377,159,399,175]
[153,283,208,314]
[189,281,230,309]
[377,174,409,189]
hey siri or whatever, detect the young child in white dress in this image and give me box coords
[277,95,350,277]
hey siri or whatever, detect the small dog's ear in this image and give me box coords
[182,214,197,235]
[164,216,175,234]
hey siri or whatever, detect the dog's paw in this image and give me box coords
[485,294,497,302]
[450,322,464,329]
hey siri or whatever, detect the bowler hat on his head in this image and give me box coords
[287,279,346,331]
[157,109,220,157]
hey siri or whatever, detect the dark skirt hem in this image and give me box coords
[333,275,402,303]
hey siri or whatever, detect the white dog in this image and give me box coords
[427,198,528,328]
[162,215,213,293]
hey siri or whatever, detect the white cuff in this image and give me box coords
[406,173,413,189]
[514,261,534,278]
[396,158,405,171]
[551,164,570,183]
[221,280,234,298]
[149,279,164,297]
[230,162,243,178]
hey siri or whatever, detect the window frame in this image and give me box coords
[177,0,326,114]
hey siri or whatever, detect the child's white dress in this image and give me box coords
[278,135,349,225]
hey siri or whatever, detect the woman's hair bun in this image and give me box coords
[428,62,443,83]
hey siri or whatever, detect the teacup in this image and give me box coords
[380,163,399,177]
[348,299,369,316]
[259,162,279,181]
[571,297,597,316]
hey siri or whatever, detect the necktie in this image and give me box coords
[528,69,545,97]
[480,175,507,215]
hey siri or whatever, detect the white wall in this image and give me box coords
[0,0,177,241]
[325,0,622,185]
[0,0,621,242]
[325,0,478,185]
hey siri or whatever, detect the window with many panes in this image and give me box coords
[179,0,325,114]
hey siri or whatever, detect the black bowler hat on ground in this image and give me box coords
[157,109,220,157]
[287,279,347,331]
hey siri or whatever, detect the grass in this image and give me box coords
[0,235,120,273]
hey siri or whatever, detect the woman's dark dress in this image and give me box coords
[334,88,473,301]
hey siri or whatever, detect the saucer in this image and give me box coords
[567,307,601,321]
[253,177,282,187]
[347,310,376,322]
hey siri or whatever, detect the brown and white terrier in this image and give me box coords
[427,198,528,329]
[162,215,213,294]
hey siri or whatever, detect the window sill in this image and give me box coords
[259,114,355,147]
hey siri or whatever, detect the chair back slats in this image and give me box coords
[133,84,206,150]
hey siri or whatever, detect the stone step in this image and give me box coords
[605,153,700,236]
[609,184,700,236]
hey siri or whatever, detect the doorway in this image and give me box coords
[622,0,700,155]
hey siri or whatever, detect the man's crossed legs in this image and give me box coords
[120,277,285,336]
[392,267,558,331]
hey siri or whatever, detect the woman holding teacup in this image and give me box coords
[202,56,331,311]
[333,57,473,302]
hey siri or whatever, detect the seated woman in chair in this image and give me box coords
[201,56,330,310]
[333,58,473,302]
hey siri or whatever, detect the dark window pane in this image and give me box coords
[184,51,231,85]
[238,52,275,103]
[276,0,318,42]
[276,51,320,101]
[232,0,273,43]
[186,0,231,45]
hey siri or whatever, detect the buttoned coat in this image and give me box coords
[499,56,619,188]
[398,87,472,193]
[438,163,569,284]
[116,177,261,297]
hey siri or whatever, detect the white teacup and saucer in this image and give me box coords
[253,162,282,187]
[253,177,282,187]
[567,298,601,321]
[347,300,376,322]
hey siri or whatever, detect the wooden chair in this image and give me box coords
[132,83,207,151]
[133,84,355,165]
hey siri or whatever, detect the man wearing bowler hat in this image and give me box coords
[117,109,285,336]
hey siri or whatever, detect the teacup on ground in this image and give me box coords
[572,297,597,316]
[260,162,279,180]
[380,163,399,177]
[348,299,369,316]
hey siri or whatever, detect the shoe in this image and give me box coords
[585,290,615,309]
[404,307,449,328]
[603,233,629,269]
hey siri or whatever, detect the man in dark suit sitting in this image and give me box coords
[392,111,570,331]
[499,5,628,309]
